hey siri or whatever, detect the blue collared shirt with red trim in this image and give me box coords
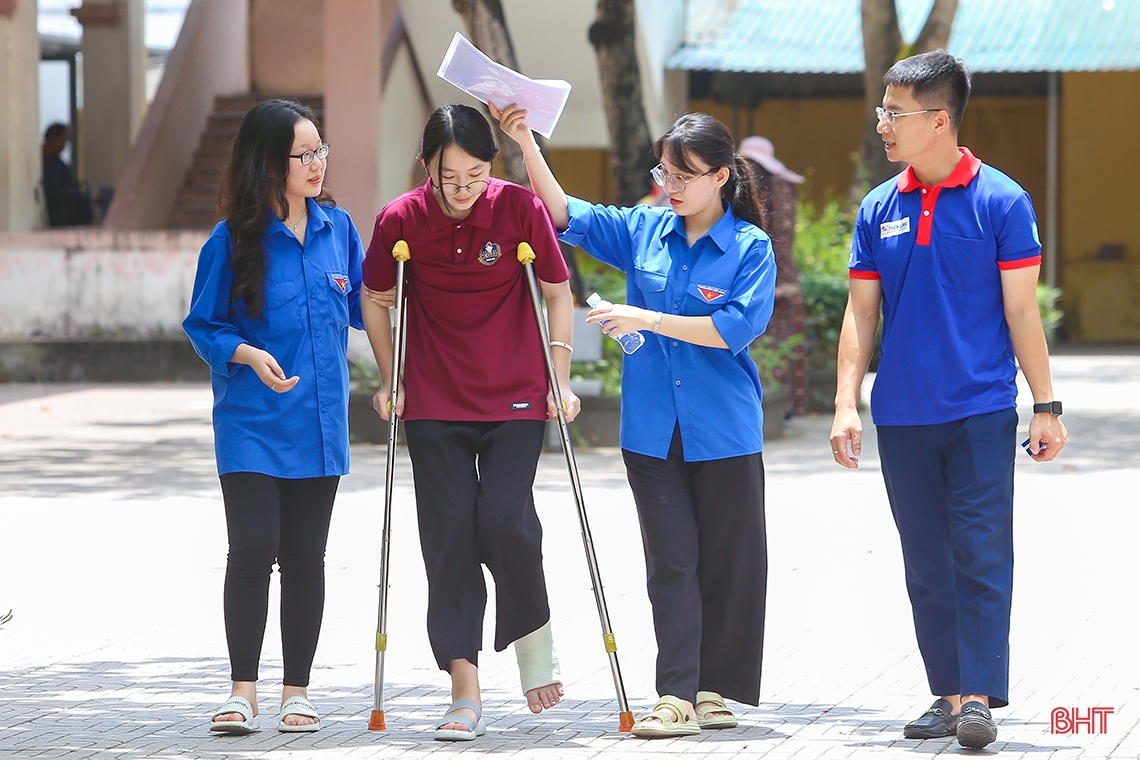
[183,198,365,478]
[849,147,1042,426]
[560,196,776,461]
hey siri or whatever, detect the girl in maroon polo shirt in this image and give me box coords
[360,104,579,742]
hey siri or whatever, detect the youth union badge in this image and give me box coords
[478,241,501,266]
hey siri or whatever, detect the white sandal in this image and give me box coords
[278,695,321,733]
[209,695,260,733]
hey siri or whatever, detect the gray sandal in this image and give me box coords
[433,697,487,742]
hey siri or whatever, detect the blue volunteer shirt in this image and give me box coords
[183,199,365,478]
[560,196,776,461]
[849,148,1042,426]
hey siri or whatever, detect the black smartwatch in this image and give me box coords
[1032,401,1063,416]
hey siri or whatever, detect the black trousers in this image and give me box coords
[219,472,339,686]
[404,419,550,671]
[622,427,767,706]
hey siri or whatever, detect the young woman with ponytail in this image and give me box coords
[493,105,776,738]
[184,99,364,734]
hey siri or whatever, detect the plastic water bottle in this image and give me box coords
[585,292,645,355]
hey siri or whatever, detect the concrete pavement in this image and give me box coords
[0,350,1138,758]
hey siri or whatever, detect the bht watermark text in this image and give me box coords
[1051,707,1113,734]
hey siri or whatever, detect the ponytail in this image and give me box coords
[654,113,768,232]
[729,154,767,230]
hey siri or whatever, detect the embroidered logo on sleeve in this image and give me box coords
[511,401,532,411]
[696,285,727,303]
[1031,221,1041,245]
[880,218,911,238]
[479,242,502,266]
[327,273,349,292]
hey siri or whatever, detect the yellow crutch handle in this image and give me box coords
[392,240,410,262]
[517,242,536,265]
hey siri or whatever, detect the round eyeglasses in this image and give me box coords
[288,143,330,165]
[438,179,489,197]
[875,107,940,125]
[650,164,716,193]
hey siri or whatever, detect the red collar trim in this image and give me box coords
[897,147,982,193]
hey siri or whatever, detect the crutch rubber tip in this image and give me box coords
[368,710,386,730]
[619,711,635,732]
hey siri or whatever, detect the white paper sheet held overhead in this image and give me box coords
[436,32,571,139]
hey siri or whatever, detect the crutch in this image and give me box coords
[369,239,411,731]
[516,242,635,732]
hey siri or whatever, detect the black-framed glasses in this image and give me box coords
[438,179,489,197]
[650,164,715,193]
[289,143,330,165]
[875,107,940,125]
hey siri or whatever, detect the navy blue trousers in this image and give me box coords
[877,408,1017,708]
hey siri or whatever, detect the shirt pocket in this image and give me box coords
[262,278,301,336]
[684,279,731,315]
[325,271,351,326]
[935,234,995,292]
[633,267,668,309]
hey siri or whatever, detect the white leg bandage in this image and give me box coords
[514,620,561,693]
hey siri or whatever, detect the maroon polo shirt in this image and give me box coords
[362,178,569,422]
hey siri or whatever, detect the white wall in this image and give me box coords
[0,230,206,338]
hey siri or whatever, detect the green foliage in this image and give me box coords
[1037,283,1064,345]
[570,250,628,395]
[794,198,857,370]
[749,333,804,388]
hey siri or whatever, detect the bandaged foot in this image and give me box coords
[514,620,563,714]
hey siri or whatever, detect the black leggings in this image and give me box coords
[219,472,339,686]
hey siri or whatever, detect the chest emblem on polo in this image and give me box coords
[880,218,911,238]
[328,273,349,292]
[696,284,727,303]
[478,241,502,266]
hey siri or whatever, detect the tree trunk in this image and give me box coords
[852,0,960,196]
[452,0,531,187]
[589,0,655,206]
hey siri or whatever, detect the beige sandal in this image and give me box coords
[631,695,701,738]
[695,690,738,729]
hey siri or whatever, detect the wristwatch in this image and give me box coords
[1032,401,1063,416]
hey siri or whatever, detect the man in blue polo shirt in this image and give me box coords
[830,50,1068,750]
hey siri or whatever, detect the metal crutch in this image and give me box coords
[516,242,635,732]
[369,239,411,731]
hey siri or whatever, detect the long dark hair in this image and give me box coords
[217,99,334,318]
[419,104,499,214]
[653,112,767,230]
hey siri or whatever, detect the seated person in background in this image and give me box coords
[42,123,93,227]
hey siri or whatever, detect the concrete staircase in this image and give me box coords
[167,93,324,229]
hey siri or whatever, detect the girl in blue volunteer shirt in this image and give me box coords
[183,99,364,735]
[493,104,776,738]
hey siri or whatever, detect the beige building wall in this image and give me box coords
[250,0,324,93]
[0,0,41,232]
[1059,70,1140,341]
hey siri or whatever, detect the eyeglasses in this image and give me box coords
[438,179,489,197]
[875,107,941,125]
[650,164,716,193]
[288,143,330,165]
